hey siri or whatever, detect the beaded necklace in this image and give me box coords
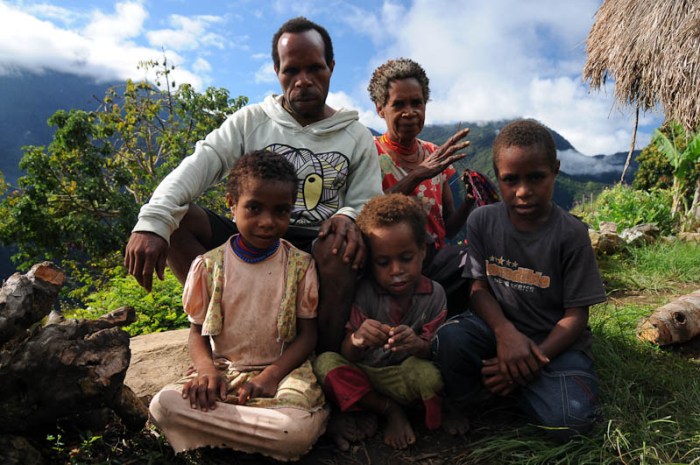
[380,133,419,156]
[379,133,425,171]
[231,234,280,263]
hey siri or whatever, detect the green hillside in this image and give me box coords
[419,121,607,212]
[0,71,117,185]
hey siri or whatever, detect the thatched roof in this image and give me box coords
[584,0,700,133]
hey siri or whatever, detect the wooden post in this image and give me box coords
[637,290,700,345]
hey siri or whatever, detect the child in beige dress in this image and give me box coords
[149,150,328,461]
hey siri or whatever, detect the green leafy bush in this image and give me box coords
[67,267,187,336]
[572,184,674,234]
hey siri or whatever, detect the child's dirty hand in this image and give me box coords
[236,372,278,404]
[494,328,549,386]
[384,325,426,355]
[481,358,517,396]
[351,319,391,349]
[182,367,227,412]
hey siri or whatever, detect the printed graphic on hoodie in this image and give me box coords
[267,143,350,226]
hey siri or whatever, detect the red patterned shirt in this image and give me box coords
[375,137,456,248]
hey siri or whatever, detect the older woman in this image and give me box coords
[368,58,473,300]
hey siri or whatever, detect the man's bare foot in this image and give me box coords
[326,411,378,451]
[383,403,415,449]
[442,402,470,436]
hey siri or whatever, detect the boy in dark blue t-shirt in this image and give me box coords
[432,119,606,441]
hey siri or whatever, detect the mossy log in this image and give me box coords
[636,290,700,345]
[0,262,148,435]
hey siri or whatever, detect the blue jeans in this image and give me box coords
[431,312,600,441]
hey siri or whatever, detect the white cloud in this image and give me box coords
[254,62,276,84]
[327,91,383,131]
[0,3,93,76]
[350,0,663,155]
[0,0,665,155]
[192,57,211,74]
[146,14,225,51]
[559,149,622,176]
[83,1,146,42]
[24,3,79,24]
[0,2,213,88]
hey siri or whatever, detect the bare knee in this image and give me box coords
[271,408,330,460]
[167,205,211,283]
[149,389,185,430]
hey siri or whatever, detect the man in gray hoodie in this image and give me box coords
[124,16,382,354]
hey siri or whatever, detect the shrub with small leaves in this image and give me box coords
[572,184,674,234]
[67,267,187,336]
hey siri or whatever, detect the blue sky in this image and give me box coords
[0,0,663,156]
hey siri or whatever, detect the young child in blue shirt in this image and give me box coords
[432,119,606,441]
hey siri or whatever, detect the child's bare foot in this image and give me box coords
[326,411,356,451]
[383,403,415,449]
[326,411,378,451]
[442,402,470,436]
[354,411,378,438]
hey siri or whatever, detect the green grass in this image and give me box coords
[598,241,700,293]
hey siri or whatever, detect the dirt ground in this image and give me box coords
[178,401,525,465]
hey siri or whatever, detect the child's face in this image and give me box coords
[495,144,559,231]
[366,222,425,298]
[226,178,294,249]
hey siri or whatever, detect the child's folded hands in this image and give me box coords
[384,325,427,356]
[351,319,391,349]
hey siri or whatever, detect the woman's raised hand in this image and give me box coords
[417,127,471,179]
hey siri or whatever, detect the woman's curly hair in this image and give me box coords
[367,58,430,107]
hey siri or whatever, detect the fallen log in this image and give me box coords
[0,262,148,435]
[636,289,700,345]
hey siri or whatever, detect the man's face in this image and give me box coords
[275,30,334,126]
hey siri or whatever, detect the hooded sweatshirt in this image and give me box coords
[133,95,382,243]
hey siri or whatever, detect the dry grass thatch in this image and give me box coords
[584,0,700,133]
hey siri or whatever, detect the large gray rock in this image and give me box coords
[679,232,700,243]
[125,329,190,399]
[589,227,625,255]
[621,223,660,246]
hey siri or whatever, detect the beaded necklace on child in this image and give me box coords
[230,234,280,263]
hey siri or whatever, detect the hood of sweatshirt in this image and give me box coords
[261,94,360,135]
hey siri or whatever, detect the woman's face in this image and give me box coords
[377,78,426,146]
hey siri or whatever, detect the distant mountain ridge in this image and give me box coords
[0,71,119,185]
[0,72,641,278]
[418,121,639,183]
[416,121,639,211]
